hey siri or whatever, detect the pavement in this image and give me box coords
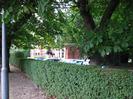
[0,65,48,99]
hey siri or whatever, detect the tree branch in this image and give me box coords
[98,0,120,31]
[77,0,96,31]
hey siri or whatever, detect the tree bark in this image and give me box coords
[7,46,11,72]
[98,0,120,31]
[77,0,120,32]
[77,0,121,65]
[6,32,12,72]
[77,0,96,31]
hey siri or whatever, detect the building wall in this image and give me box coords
[65,46,80,59]
[30,48,65,59]
[30,46,80,59]
[30,49,47,57]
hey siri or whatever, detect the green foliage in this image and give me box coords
[3,0,133,59]
[37,0,133,57]
[10,50,29,67]
[82,1,133,57]
[10,53,133,98]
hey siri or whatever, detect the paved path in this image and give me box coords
[0,66,48,99]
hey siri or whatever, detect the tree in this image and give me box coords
[76,0,133,65]
[38,0,133,65]
[1,0,133,67]
[0,0,37,71]
[0,0,67,71]
[0,0,57,70]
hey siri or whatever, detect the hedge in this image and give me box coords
[10,50,29,68]
[10,53,133,99]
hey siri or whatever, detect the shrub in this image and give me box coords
[10,57,133,99]
[10,50,29,68]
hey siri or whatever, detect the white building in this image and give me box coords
[30,48,65,59]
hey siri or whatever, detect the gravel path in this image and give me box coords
[0,66,48,99]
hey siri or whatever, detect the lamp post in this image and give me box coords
[1,9,9,99]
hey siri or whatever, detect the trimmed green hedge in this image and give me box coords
[10,55,133,99]
[10,50,29,67]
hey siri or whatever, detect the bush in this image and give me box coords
[10,50,29,68]
[9,55,133,99]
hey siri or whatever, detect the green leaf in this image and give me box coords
[101,50,106,57]
[121,42,128,48]
[105,46,111,54]
[114,46,122,53]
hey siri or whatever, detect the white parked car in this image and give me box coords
[60,59,90,65]
[60,59,77,64]
[75,59,90,65]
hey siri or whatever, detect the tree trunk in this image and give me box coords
[6,46,10,72]
[77,0,96,31]
[7,34,12,72]
[77,0,121,66]
[98,0,120,31]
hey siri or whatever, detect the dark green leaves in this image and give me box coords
[10,54,133,99]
